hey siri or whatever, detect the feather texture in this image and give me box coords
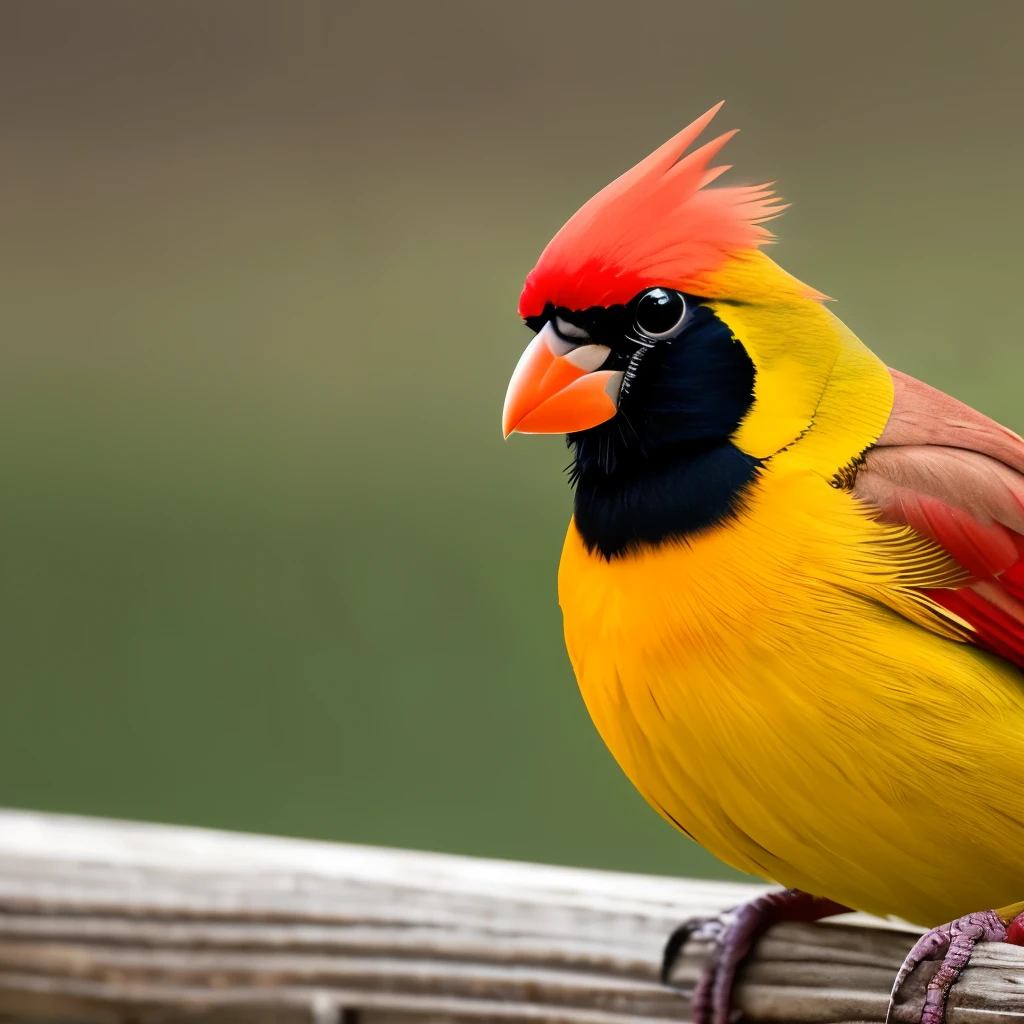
[517,103,816,318]
[559,458,1020,927]
[853,369,1024,667]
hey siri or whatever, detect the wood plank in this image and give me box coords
[0,810,1019,1022]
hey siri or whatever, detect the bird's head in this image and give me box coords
[502,103,893,558]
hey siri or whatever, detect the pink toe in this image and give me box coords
[888,910,1008,1024]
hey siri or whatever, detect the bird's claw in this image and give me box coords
[662,909,746,1024]
[886,910,1007,1024]
[662,889,849,1024]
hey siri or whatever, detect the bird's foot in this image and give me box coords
[886,908,1024,1024]
[660,888,848,1024]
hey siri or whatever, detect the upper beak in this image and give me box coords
[502,322,624,437]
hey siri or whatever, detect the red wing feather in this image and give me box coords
[854,369,1024,669]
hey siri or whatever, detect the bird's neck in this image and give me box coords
[572,440,761,559]
[566,300,761,558]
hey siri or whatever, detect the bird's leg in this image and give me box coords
[886,905,1024,1024]
[661,888,849,1024]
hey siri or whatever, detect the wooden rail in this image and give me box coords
[0,811,1020,1023]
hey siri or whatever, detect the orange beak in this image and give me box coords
[502,322,625,437]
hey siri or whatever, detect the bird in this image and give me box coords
[501,102,1024,1024]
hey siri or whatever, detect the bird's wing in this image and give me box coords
[853,369,1024,667]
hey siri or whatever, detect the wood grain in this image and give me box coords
[0,810,1020,1023]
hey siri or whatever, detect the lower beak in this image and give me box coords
[502,322,624,437]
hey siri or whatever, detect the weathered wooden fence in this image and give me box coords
[0,810,1020,1023]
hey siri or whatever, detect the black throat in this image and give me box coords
[567,301,761,559]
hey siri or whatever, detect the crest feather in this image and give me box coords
[518,103,791,317]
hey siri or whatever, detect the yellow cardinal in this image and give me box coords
[502,102,1024,1024]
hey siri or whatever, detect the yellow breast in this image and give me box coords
[558,460,1024,926]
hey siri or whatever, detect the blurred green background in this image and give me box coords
[1,1,1021,881]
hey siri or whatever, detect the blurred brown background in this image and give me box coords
[0,1,1020,880]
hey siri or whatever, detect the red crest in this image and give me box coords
[518,103,785,317]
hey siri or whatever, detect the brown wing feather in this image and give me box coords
[852,369,1024,668]
[879,369,1024,472]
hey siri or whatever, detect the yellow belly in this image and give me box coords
[558,461,1024,926]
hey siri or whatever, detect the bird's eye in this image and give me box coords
[634,288,687,340]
